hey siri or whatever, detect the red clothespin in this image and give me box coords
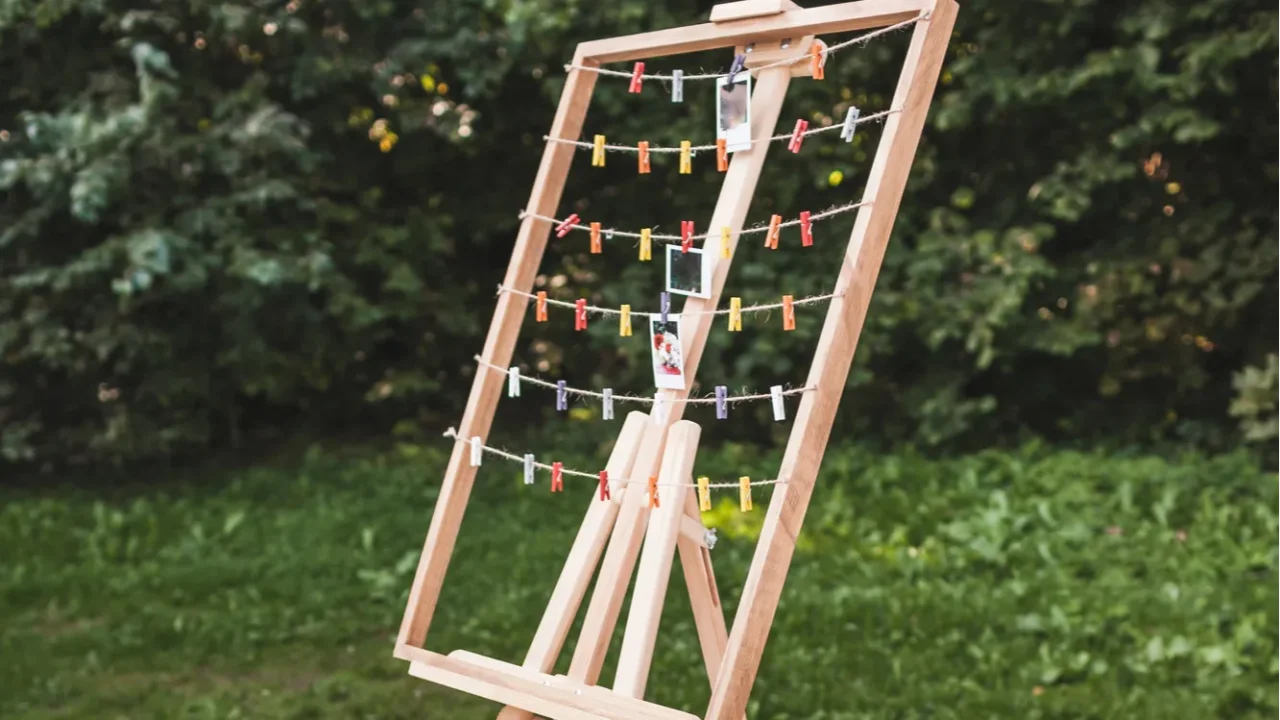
[782,295,796,331]
[681,220,694,253]
[647,476,660,508]
[765,214,782,249]
[716,138,728,172]
[788,119,809,153]
[810,43,825,80]
[598,470,611,501]
[574,298,588,331]
[589,222,602,253]
[555,213,580,238]
[551,462,564,492]
[800,211,813,247]
[629,62,645,93]
[536,291,548,322]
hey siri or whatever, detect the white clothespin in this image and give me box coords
[651,392,667,425]
[508,367,521,397]
[840,106,861,142]
[523,454,536,485]
[770,385,786,421]
[469,436,483,467]
[603,388,614,420]
[671,69,684,102]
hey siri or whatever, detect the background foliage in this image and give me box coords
[1,0,1277,467]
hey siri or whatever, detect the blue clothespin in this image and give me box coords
[727,54,746,85]
[660,292,671,323]
[556,380,568,411]
[715,386,728,420]
[840,106,861,142]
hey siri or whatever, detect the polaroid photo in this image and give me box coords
[665,245,712,299]
[716,73,752,152]
[649,315,688,391]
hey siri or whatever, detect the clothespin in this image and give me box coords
[651,392,667,425]
[715,385,728,420]
[727,53,746,84]
[550,462,564,492]
[602,388,614,420]
[697,476,712,511]
[800,211,813,247]
[470,436,483,467]
[647,476,660,508]
[728,297,742,331]
[639,228,652,261]
[782,295,795,331]
[840,106,860,142]
[592,135,606,167]
[629,62,645,93]
[771,385,786,421]
[788,119,809,153]
[523,454,536,485]
[739,477,753,512]
[574,298,588,331]
[556,380,568,411]
[765,214,782,249]
[810,42,825,80]
[680,220,694,253]
[508,367,521,397]
[660,291,670,323]
[535,291,548,322]
[619,304,632,337]
[555,213,580,238]
[720,226,732,258]
[638,141,651,174]
[589,222,602,253]
[598,470,611,501]
[679,141,692,174]
[716,138,728,172]
[671,70,684,102]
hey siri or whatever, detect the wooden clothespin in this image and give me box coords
[715,385,728,420]
[770,385,786,421]
[697,476,712,512]
[629,62,645,93]
[574,298,588,331]
[592,135,606,167]
[507,367,521,397]
[716,138,728,172]
[589,222,602,253]
[523,454,536,485]
[739,477,752,512]
[728,297,742,331]
[637,141,651,173]
[598,470,611,501]
[555,213,580,238]
[671,70,684,102]
[810,43,825,80]
[619,304,632,337]
[727,53,746,84]
[639,228,652,261]
[800,211,813,247]
[840,107,860,142]
[550,462,564,492]
[651,392,667,425]
[679,140,692,174]
[556,380,568,411]
[680,220,694,253]
[602,388,614,420]
[660,291,670,323]
[720,226,732,258]
[469,436,483,467]
[535,291,548,322]
[765,214,782,249]
[788,119,809,153]
[782,295,795,331]
[647,476,660,509]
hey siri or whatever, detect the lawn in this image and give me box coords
[2,438,1276,719]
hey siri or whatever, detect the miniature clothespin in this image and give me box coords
[639,228,652,261]
[840,106,860,142]
[637,141,651,174]
[592,135,606,167]
[782,295,795,331]
[765,214,782,249]
[575,298,588,331]
[720,226,732,258]
[598,470,611,501]
[555,213,580,238]
[715,385,728,420]
[647,476,660,508]
[535,291,548,322]
[697,476,712,511]
[470,436,483,467]
[651,392,667,424]
[619,304,632,337]
[788,119,809,153]
[739,476,753,512]
[671,70,684,102]
[727,53,746,84]
[508,367,521,397]
[556,380,568,411]
[680,220,694,253]
[660,291,670,323]
[716,138,728,172]
[602,388,614,420]
[679,141,692,174]
[800,211,813,247]
[810,42,825,80]
[629,62,645,93]
[523,454,536,485]
[770,385,786,421]
[550,461,564,492]
[589,222,602,253]
[728,297,742,331]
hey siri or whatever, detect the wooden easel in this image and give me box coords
[394,1,958,718]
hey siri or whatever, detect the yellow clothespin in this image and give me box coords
[720,226,732,259]
[639,228,652,261]
[739,477,752,512]
[592,134,606,167]
[679,140,692,174]
[728,297,742,331]
[697,476,711,512]
[619,304,632,337]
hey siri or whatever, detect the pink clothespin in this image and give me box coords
[681,220,694,253]
[629,62,645,93]
[574,298,588,331]
[800,211,813,247]
[555,213,580,238]
[788,119,809,153]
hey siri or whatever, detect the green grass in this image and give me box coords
[1,438,1276,719]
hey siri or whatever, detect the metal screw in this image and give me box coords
[780,38,792,49]
[745,43,755,53]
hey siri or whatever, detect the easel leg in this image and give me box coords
[677,491,729,684]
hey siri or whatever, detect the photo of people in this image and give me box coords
[666,245,711,298]
[716,74,752,151]
[649,316,688,390]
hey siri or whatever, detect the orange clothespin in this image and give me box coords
[782,295,795,331]
[551,462,564,492]
[589,222,602,253]
[739,477,752,512]
[720,226,732,259]
[716,138,728,172]
[647,476,660,508]
[679,141,692,174]
[681,220,694,253]
[639,228,652,261]
[728,297,742,331]
[810,43,825,80]
[697,476,711,512]
[765,214,782,249]
[555,213,580,238]
[574,298,588,331]
[800,210,813,247]
[788,119,809,153]
[535,291,548,322]
[629,62,645,93]
[598,470,611,501]
[637,141,651,174]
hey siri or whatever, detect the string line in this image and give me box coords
[519,200,870,243]
[497,285,840,319]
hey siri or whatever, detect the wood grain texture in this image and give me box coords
[704,2,958,718]
[709,0,793,23]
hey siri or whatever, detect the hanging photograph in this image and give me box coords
[649,315,688,390]
[665,245,712,299]
[716,74,752,152]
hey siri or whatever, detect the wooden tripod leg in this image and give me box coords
[495,412,649,720]
[677,491,730,686]
[612,421,701,697]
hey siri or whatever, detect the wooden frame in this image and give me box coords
[395,1,958,718]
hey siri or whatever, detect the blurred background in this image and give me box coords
[1,1,1276,718]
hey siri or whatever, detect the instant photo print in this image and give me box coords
[716,74,752,152]
[665,245,712,299]
[649,315,688,390]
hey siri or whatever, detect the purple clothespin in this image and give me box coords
[556,380,568,411]
[715,386,728,420]
[660,292,671,323]
[727,54,746,85]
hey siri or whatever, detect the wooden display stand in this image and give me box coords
[393,1,958,718]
